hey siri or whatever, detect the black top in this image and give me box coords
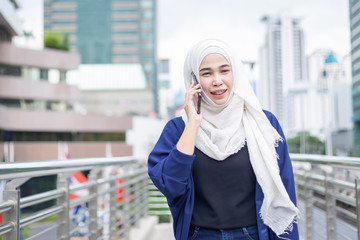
[191,145,257,229]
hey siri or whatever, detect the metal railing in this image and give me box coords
[3,154,358,240]
[291,153,360,240]
[0,157,149,240]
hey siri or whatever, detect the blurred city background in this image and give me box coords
[0,0,359,239]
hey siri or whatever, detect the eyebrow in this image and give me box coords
[199,64,231,72]
[199,67,211,72]
[220,64,231,68]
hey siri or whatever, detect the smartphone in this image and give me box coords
[191,72,201,114]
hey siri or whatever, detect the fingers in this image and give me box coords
[185,82,201,103]
[190,81,201,94]
[190,80,200,89]
[184,81,201,116]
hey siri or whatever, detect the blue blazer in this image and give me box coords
[148,110,299,240]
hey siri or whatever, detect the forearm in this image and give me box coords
[176,80,202,155]
[148,119,196,203]
[176,121,199,155]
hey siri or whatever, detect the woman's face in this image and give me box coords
[198,53,234,105]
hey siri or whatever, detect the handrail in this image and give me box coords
[290,153,360,167]
[19,205,65,228]
[0,156,136,180]
[20,189,65,208]
[0,223,15,236]
[0,201,14,214]
[0,156,135,172]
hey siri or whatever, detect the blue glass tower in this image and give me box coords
[44,0,158,113]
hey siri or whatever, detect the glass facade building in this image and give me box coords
[260,14,306,132]
[350,0,360,154]
[44,0,158,113]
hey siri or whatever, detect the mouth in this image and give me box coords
[210,89,227,96]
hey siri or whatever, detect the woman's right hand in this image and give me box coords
[176,81,202,155]
[184,81,202,128]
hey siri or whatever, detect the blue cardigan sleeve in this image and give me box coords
[148,118,195,206]
[264,111,299,240]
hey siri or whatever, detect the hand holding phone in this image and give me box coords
[191,72,201,114]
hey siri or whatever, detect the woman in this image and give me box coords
[148,39,299,240]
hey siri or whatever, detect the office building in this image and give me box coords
[260,13,306,132]
[349,0,360,155]
[67,63,154,116]
[307,50,353,154]
[44,0,158,113]
[157,59,172,119]
[0,0,132,161]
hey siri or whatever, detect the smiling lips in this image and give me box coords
[210,89,227,98]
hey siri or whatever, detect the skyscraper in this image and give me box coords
[349,0,360,155]
[44,0,158,113]
[260,13,306,132]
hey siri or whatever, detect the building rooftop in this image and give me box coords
[67,64,147,91]
[325,52,338,64]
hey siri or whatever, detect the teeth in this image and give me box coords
[212,90,226,95]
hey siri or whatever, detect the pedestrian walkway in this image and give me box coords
[148,198,357,240]
[24,199,358,240]
[297,200,357,240]
[148,223,175,240]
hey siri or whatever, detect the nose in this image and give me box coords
[212,73,223,86]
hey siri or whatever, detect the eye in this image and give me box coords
[201,72,211,76]
[221,69,230,73]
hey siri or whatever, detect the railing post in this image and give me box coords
[134,173,141,227]
[304,172,313,240]
[142,175,149,217]
[88,170,99,240]
[325,173,336,240]
[123,176,131,240]
[109,170,117,240]
[3,190,20,240]
[356,178,360,240]
[57,174,70,240]
[294,175,299,199]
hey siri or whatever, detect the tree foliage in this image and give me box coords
[287,132,325,154]
[44,32,69,51]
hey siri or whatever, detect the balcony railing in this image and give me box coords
[1,153,359,240]
[291,153,360,240]
[146,153,360,239]
[0,157,148,240]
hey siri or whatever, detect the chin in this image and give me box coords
[212,98,228,105]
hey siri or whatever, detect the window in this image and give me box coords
[158,59,169,73]
[0,64,21,76]
[140,1,153,8]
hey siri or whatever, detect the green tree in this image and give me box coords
[287,132,325,154]
[44,32,69,51]
[60,34,70,51]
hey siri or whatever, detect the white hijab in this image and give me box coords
[181,39,299,237]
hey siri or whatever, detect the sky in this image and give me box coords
[14,0,351,91]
